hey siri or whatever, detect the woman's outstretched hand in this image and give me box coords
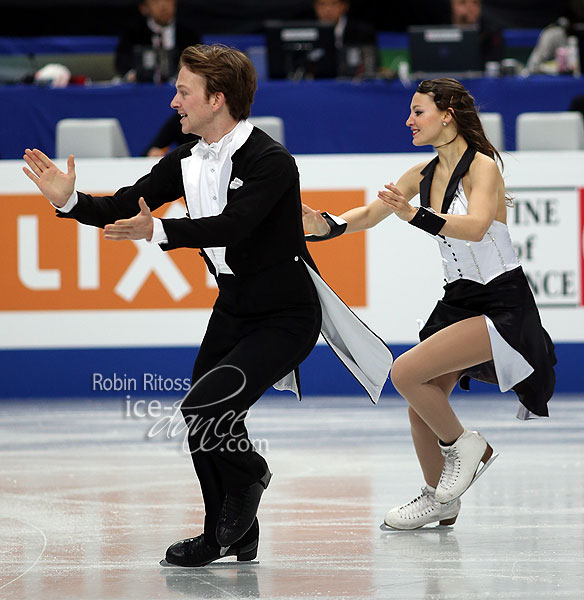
[378,182,417,222]
[302,203,331,236]
[22,149,76,208]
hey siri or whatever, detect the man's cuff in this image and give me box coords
[53,190,78,213]
[150,218,169,244]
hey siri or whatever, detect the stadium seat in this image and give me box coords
[479,112,505,151]
[516,111,584,151]
[248,116,285,145]
[56,118,130,158]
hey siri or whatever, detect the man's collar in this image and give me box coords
[147,17,175,35]
[191,120,253,159]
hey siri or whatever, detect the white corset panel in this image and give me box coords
[436,181,520,285]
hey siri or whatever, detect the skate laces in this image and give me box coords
[439,445,461,490]
[221,487,253,525]
[221,494,243,525]
[184,534,208,557]
[398,486,437,519]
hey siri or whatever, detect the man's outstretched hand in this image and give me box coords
[22,149,76,208]
[104,197,154,241]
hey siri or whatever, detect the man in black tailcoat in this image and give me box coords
[23,44,391,568]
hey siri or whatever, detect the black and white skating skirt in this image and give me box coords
[419,266,556,419]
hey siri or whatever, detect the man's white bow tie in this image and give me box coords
[194,140,219,160]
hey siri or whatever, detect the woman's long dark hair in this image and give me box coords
[417,78,504,168]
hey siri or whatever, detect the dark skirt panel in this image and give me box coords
[419,267,556,417]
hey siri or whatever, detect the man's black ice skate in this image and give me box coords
[163,519,259,567]
[216,470,272,548]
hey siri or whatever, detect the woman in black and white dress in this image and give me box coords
[303,78,556,530]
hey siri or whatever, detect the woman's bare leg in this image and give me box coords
[408,371,460,487]
[384,368,465,530]
[392,316,492,444]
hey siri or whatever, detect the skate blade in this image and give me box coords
[470,452,499,489]
[379,522,417,532]
[379,521,455,532]
[379,523,415,532]
[160,559,259,568]
[160,559,176,567]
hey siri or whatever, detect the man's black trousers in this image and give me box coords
[180,258,322,545]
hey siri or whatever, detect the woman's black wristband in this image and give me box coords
[408,207,446,235]
[305,212,348,242]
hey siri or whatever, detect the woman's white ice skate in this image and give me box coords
[435,429,498,504]
[381,485,461,530]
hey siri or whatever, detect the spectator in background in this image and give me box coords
[313,0,376,48]
[525,1,584,74]
[312,0,377,77]
[450,0,482,27]
[115,0,200,82]
[525,17,571,73]
[449,0,504,65]
[143,112,191,156]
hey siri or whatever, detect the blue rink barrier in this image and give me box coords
[2,75,583,159]
[0,343,581,399]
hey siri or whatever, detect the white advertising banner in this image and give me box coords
[506,188,580,307]
[1,151,583,349]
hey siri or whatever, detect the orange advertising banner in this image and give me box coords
[1,190,366,311]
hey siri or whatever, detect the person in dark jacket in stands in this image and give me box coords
[313,0,376,47]
[449,0,504,65]
[142,112,193,156]
[115,0,200,82]
[312,0,377,77]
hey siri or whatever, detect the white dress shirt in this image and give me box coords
[147,17,176,51]
[56,120,254,276]
[334,15,347,49]
[151,119,254,274]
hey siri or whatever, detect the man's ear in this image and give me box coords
[212,91,227,112]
